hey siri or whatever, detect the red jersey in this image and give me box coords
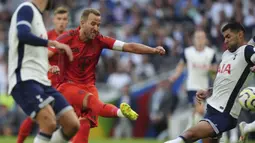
[47,29,66,87]
[48,29,60,65]
[54,27,116,85]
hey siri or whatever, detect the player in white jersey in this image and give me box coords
[164,22,255,143]
[169,30,217,137]
[8,0,79,143]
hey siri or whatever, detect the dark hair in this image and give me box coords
[221,22,245,33]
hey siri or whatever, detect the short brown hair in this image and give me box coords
[54,6,69,15]
[81,8,100,21]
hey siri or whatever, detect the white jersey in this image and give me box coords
[8,2,50,94]
[207,45,255,118]
[183,46,216,91]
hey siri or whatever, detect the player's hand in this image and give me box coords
[49,40,73,61]
[154,46,165,55]
[55,43,73,62]
[196,90,209,104]
[250,66,255,72]
[49,65,60,74]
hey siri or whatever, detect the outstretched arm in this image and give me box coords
[101,36,165,55]
[122,43,165,55]
[48,32,74,61]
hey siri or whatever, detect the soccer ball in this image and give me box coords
[238,87,255,111]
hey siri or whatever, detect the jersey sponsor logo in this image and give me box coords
[218,64,231,74]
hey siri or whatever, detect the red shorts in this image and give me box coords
[57,82,99,127]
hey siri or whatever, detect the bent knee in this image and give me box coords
[59,110,80,136]
[46,120,57,131]
[72,119,80,133]
[36,107,57,132]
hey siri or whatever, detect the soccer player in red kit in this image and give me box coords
[47,7,69,88]
[49,8,166,143]
[17,7,69,143]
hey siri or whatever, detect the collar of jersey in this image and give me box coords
[31,2,43,15]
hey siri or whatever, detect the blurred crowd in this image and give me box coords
[0,0,255,138]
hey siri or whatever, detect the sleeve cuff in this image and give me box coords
[42,39,48,47]
[112,40,125,51]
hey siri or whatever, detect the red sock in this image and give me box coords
[72,119,90,143]
[99,104,118,117]
[17,117,34,143]
[87,96,118,117]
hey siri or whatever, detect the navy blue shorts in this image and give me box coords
[201,104,237,137]
[187,90,197,105]
[11,80,72,119]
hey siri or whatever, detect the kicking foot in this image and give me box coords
[120,103,138,120]
[239,122,248,143]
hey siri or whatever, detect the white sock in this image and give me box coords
[50,128,68,143]
[230,127,238,142]
[244,121,255,133]
[164,137,185,143]
[220,132,227,143]
[117,109,125,118]
[34,132,51,143]
[34,137,49,143]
